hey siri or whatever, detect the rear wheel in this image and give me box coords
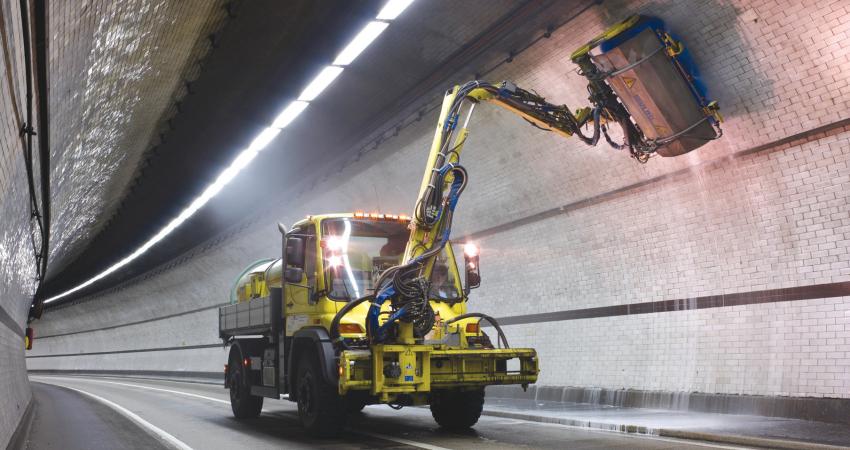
[228,352,263,419]
[430,389,484,430]
[296,354,346,436]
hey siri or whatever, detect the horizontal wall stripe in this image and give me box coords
[28,281,850,359]
[28,369,221,382]
[26,343,222,359]
[37,119,850,343]
[0,305,24,337]
[37,302,227,339]
[494,281,850,326]
[463,117,850,242]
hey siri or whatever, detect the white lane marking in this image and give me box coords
[39,377,453,450]
[38,377,733,450]
[33,376,230,405]
[48,383,193,450]
[353,430,453,450]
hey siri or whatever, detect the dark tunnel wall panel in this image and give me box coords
[29,0,850,401]
[0,324,31,448]
[0,0,38,445]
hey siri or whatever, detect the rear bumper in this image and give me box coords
[339,347,538,398]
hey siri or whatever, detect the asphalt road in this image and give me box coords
[24,376,747,449]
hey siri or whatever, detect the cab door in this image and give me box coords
[283,225,317,336]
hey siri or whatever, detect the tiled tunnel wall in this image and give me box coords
[28,0,850,406]
[1,0,40,446]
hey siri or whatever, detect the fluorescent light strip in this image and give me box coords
[271,101,309,129]
[43,0,415,304]
[298,66,344,101]
[377,0,414,20]
[334,21,389,66]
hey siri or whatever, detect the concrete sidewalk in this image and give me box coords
[482,396,850,449]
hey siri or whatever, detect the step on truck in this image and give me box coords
[219,15,720,436]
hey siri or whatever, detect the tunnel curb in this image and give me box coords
[658,429,848,450]
[480,408,658,435]
[480,408,849,450]
[6,397,34,450]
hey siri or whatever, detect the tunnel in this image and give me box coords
[3,0,850,448]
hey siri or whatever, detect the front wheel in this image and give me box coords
[430,389,484,430]
[296,354,346,437]
[228,354,263,419]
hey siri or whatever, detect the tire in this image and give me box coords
[228,352,263,419]
[295,354,346,437]
[430,389,484,430]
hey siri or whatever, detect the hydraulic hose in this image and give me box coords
[330,295,372,350]
[446,313,509,349]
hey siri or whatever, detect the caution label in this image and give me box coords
[654,125,669,136]
[623,77,636,89]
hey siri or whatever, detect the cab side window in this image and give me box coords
[304,226,316,288]
[287,225,316,288]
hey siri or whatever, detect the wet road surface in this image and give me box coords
[25,375,748,449]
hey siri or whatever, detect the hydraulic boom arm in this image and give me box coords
[363,15,722,346]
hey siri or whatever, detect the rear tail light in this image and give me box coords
[466,323,480,334]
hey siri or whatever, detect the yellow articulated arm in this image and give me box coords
[365,80,599,346]
[404,81,592,270]
[366,21,725,346]
[363,13,723,350]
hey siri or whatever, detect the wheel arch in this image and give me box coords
[287,327,338,394]
[226,338,265,386]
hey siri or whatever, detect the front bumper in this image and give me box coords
[339,346,538,401]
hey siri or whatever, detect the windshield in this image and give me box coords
[323,218,408,300]
[322,218,461,301]
[428,248,461,300]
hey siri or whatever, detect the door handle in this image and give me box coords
[286,302,294,308]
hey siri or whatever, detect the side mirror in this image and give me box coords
[463,243,481,292]
[285,237,305,268]
[284,267,304,284]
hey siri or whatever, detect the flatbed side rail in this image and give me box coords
[219,297,273,339]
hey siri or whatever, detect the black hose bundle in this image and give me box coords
[446,313,509,349]
[330,295,372,350]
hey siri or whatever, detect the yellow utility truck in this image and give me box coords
[218,15,721,436]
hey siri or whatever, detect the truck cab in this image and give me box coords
[219,212,538,436]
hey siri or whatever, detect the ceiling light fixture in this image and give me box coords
[333,21,389,66]
[271,101,309,129]
[376,0,414,20]
[43,0,415,304]
[298,66,344,102]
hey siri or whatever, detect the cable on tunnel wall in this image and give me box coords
[30,0,50,319]
[13,0,51,321]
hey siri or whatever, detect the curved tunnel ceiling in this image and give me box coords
[40,0,591,305]
[47,0,232,279]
